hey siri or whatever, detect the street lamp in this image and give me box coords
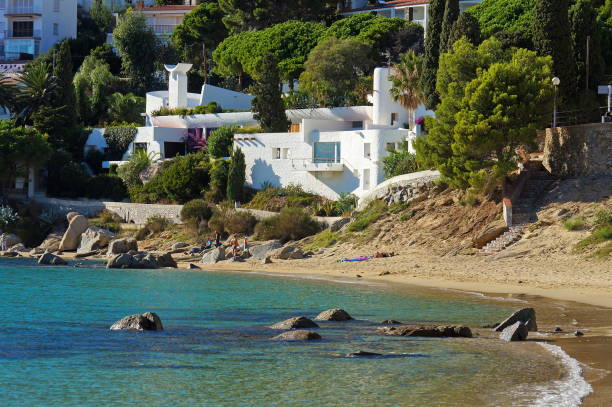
[552,77,560,128]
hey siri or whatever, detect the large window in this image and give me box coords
[12,21,33,37]
[314,142,340,163]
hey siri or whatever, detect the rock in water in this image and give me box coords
[499,321,528,342]
[270,316,319,330]
[272,330,321,341]
[250,241,283,260]
[377,325,473,338]
[37,252,68,265]
[494,308,537,332]
[106,253,134,269]
[314,308,353,321]
[106,238,138,256]
[346,351,382,357]
[201,247,225,264]
[0,233,22,251]
[77,227,115,253]
[8,243,28,253]
[59,214,89,251]
[110,312,163,331]
[155,252,177,268]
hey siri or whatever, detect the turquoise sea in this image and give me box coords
[0,258,585,406]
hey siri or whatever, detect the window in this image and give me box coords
[54,0,60,12]
[53,23,59,36]
[363,169,371,190]
[289,123,300,133]
[0,0,5,10]
[363,143,371,159]
[352,121,363,129]
[314,142,340,163]
[391,112,398,124]
[281,148,289,159]
[12,21,34,37]
[272,148,281,160]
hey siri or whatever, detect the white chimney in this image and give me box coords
[164,63,193,109]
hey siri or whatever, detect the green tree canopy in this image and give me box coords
[447,11,482,49]
[467,0,536,38]
[252,57,290,132]
[440,0,460,53]
[14,62,56,125]
[112,9,160,93]
[107,92,145,125]
[226,148,246,202]
[414,38,554,191]
[208,125,238,158]
[0,120,52,179]
[420,0,445,109]
[570,0,605,91]
[73,55,117,125]
[299,37,374,107]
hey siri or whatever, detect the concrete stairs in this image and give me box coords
[482,162,557,254]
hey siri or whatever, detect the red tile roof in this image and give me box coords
[137,5,197,12]
[343,0,429,12]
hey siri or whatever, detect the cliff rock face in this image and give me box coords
[543,123,611,178]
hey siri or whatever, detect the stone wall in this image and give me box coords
[543,123,612,178]
[357,170,440,210]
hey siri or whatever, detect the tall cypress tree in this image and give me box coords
[420,0,445,109]
[440,0,460,53]
[252,56,289,132]
[533,0,577,103]
[52,40,77,126]
[227,148,246,203]
[570,0,604,92]
[447,12,481,49]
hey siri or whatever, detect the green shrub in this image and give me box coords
[563,217,585,231]
[208,125,237,158]
[287,195,316,208]
[89,209,123,233]
[594,209,612,229]
[181,199,213,223]
[103,125,138,160]
[255,207,321,242]
[247,183,323,212]
[224,211,258,235]
[227,148,246,202]
[144,215,172,234]
[335,193,358,215]
[86,175,128,201]
[348,200,387,232]
[208,215,225,235]
[206,159,229,202]
[150,102,223,117]
[305,229,339,251]
[383,143,420,179]
[117,150,157,189]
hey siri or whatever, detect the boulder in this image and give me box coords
[270,316,319,330]
[38,233,62,252]
[37,252,68,266]
[499,321,528,342]
[330,217,352,232]
[135,254,159,269]
[272,330,321,341]
[58,215,89,251]
[494,308,537,332]
[473,221,509,249]
[172,242,188,250]
[110,312,163,331]
[0,233,22,251]
[201,246,225,264]
[314,308,353,321]
[66,212,80,223]
[77,227,115,253]
[29,247,45,256]
[106,253,134,269]
[0,251,18,257]
[155,252,177,268]
[107,237,138,256]
[377,325,473,338]
[347,351,382,357]
[8,243,28,253]
[250,241,283,260]
[261,256,272,265]
[272,245,304,260]
[75,250,100,258]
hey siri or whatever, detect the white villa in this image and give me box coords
[86,62,432,200]
[341,0,482,30]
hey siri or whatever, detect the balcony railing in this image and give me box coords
[4,29,41,38]
[291,158,344,172]
[5,5,43,14]
[150,24,178,35]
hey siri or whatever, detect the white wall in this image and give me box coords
[40,0,77,55]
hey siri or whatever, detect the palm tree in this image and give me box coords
[389,50,424,127]
[14,62,56,124]
[0,73,16,116]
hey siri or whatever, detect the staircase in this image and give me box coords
[482,161,557,254]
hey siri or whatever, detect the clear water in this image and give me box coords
[0,258,565,406]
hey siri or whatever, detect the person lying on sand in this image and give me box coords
[373,251,395,258]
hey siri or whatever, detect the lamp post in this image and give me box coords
[552,77,560,128]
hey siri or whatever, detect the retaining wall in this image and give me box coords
[357,170,440,210]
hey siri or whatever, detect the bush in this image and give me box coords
[86,175,128,201]
[247,184,325,212]
[335,193,358,215]
[89,209,123,233]
[103,125,138,160]
[224,211,258,235]
[117,150,157,189]
[208,125,237,158]
[383,144,419,179]
[0,205,19,230]
[255,207,320,242]
[144,215,172,234]
[348,200,387,232]
[159,152,211,203]
[305,229,339,251]
[206,159,229,203]
[208,215,225,235]
[150,102,223,117]
[181,199,213,223]
[594,209,612,229]
[563,217,585,231]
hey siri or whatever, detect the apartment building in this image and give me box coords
[0,0,77,61]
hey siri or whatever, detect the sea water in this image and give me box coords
[0,258,586,406]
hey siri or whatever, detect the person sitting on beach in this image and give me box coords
[230,236,239,258]
[243,237,249,254]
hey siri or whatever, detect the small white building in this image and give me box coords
[0,0,77,62]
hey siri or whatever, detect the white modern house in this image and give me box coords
[0,0,77,62]
[86,62,432,200]
[341,0,482,30]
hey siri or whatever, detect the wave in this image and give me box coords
[441,288,529,303]
[531,343,592,407]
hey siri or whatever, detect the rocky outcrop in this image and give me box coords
[201,247,225,264]
[38,252,68,265]
[107,253,134,268]
[77,227,115,253]
[155,252,177,268]
[272,330,321,341]
[473,221,509,249]
[499,321,528,342]
[377,325,473,338]
[110,312,163,331]
[38,233,62,253]
[272,245,304,260]
[59,214,89,251]
[106,252,177,269]
[29,247,45,256]
[314,308,353,321]
[270,316,319,330]
[107,237,138,256]
[0,233,22,251]
[251,241,283,260]
[8,243,28,253]
[494,308,537,332]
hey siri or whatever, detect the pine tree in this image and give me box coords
[227,148,246,203]
[570,0,604,92]
[447,12,481,50]
[440,0,460,53]
[51,40,77,126]
[420,0,445,109]
[252,57,289,132]
[533,0,577,103]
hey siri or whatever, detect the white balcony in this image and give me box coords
[150,24,178,35]
[291,158,344,172]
